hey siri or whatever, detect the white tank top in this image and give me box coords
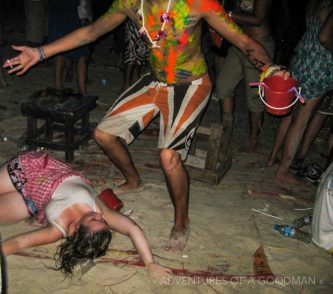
[45,176,98,237]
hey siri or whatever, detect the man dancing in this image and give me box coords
[4,0,288,251]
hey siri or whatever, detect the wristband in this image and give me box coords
[37,47,46,62]
[260,64,284,81]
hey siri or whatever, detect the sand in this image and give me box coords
[1,32,333,294]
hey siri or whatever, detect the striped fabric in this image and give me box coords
[98,72,212,160]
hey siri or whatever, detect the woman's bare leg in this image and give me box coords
[275,98,321,184]
[0,165,29,222]
[296,112,327,160]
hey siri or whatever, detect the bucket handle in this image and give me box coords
[249,82,304,111]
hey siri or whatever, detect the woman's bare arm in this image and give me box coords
[96,198,155,265]
[1,225,62,256]
[96,198,171,278]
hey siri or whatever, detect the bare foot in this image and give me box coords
[275,170,309,185]
[164,224,190,252]
[113,182,145,195]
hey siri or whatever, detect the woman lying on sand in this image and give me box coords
[0,151,170,278]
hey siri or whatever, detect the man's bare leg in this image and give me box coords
[54,56,65,91]
[275,98,320,184]
[160,149,190,252]
[267,114,292,167]
[77,56,88,95]
[93,128,143,192]
[240,111,264,153]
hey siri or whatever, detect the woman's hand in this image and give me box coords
[3,45,40,75]
[146,262,172,286]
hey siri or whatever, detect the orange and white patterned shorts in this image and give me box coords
[97,72,212,160]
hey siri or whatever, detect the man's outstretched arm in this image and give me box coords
[3,10,127,75]
[201,1,274,71]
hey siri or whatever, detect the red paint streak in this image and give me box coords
[165,46,177,84]
[250,189,280,197]
[179,32,189,48]
[98,257,279,281]
[200,0,221,13]
[147,14,159,32]
[98,257,145,267]
[153,48,163,63]
[186,0,194,6]
[14,250,281,282]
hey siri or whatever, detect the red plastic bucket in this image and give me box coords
[99,188,124,212]
[250,76,303,116]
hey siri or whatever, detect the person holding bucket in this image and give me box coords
[267,0,333,184]
[215,0,275,152]
[0,151,171,279]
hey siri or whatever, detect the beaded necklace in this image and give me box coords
[138,0,172,48]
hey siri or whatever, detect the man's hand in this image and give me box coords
[3,45,40,75]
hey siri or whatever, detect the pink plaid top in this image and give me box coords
[19,151,90,224]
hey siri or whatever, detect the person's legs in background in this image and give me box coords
[291,91,333,170]
[275,97,321,184]
[53,55,66,91]
[216,46,242,126]
[76,56,88,95]
[241,37,275,152]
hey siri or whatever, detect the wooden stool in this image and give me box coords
[185,123,232,184]
[21,88,98,162]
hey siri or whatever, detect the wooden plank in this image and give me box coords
[205,124,223,170]
[196,126,212,136]
[185,154,206,169]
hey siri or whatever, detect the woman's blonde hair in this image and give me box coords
[54,224,112,277]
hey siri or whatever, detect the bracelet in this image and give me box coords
[37,47,46,62]
[228,11,233,18]
[260,64,284,81]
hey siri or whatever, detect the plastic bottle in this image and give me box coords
[73,258,96,279]
[292,214,312,229]
[274,224,312,244]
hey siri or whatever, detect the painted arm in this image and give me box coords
[319,10,333,52]
[231,0,269,26]
[96,198,171,276]
[2,10,127,75]
[203,6,272,70]
[1,225,62,256]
